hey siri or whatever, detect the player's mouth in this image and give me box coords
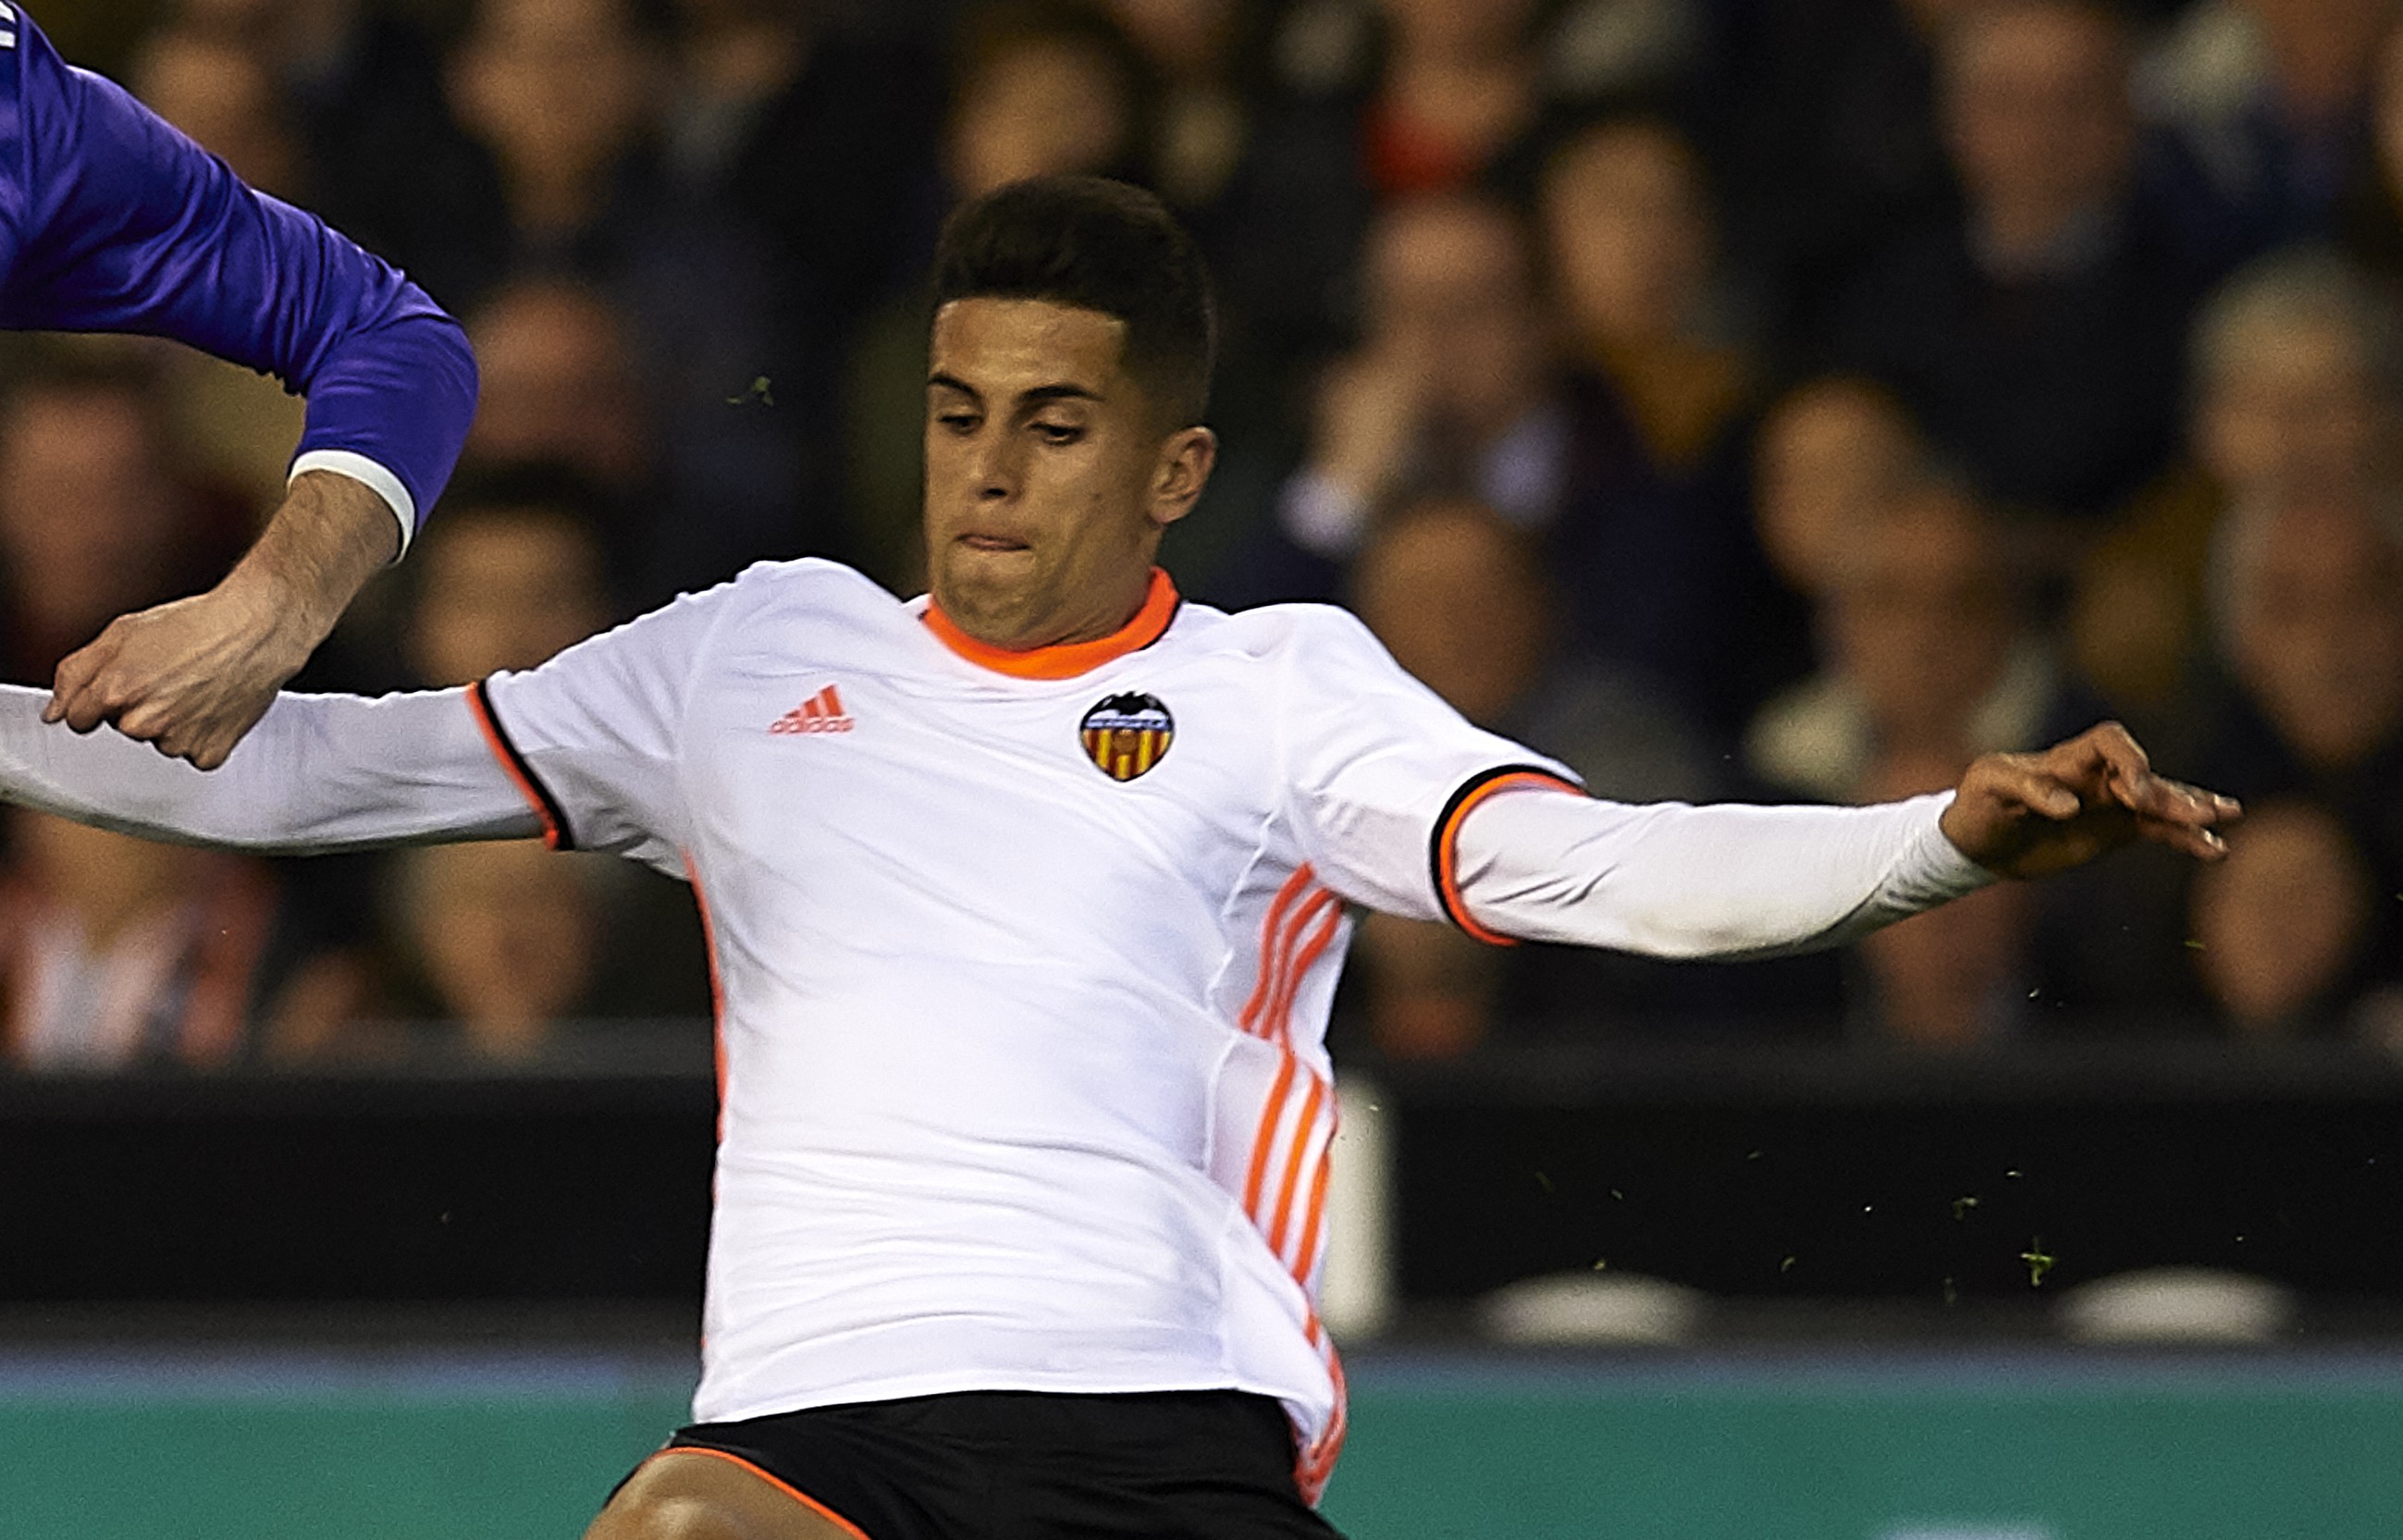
[959,532,1032,553]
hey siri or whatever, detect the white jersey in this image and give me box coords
[478,560,1562,1495]
[0,558,1990,1504]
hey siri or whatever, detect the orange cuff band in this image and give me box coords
[1429,764,1583,945]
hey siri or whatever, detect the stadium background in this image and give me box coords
[6,0,2403,1533]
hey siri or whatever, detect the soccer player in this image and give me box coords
[0,179,2233,1539]
[3,6,477,769]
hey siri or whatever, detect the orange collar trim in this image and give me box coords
[922,568,1180,681]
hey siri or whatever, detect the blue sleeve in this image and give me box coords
[0,7,475,543]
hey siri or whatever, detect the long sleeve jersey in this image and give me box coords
[0,561,1990,1499]
[0,6,475,548]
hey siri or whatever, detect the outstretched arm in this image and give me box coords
[0,684,536,853]
[1450,724,2237,958]
[1451,786,1989,959]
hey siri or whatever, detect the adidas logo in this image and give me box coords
[770,684,855,734]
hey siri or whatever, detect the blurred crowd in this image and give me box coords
[4,0,2403,1072]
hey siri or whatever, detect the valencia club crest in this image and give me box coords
[1080,693,1174,782]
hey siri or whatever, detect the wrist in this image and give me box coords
[287,458,411,561]
[287,467,404,566]
[228,472,396,647]
[1925,792,2000,887]
[211,559,327,666]
[1937,794,1968,856]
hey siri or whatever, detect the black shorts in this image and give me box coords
[643,1388,1346,1539]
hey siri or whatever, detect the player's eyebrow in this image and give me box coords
[925,374,1103,411]
[1016,383,1102,406]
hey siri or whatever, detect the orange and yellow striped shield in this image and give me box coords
[1079,692,1175,782]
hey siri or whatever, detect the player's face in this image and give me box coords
[924,298,1214,648]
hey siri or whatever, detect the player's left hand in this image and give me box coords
[42,570,312,770]
[1939,721,2241,880]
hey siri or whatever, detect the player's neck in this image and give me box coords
[925,569,1178,679]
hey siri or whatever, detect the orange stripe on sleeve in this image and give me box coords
[1430,766,1583,946]
[466,680,572,851]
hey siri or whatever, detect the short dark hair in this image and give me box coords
[930,176,1217,426]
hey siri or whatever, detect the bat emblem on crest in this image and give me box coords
[1079,693,1174,782]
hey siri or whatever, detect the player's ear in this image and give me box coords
[1148,426,1216,530]
[1148,427,1220,528]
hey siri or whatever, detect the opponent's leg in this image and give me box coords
[586,1448,870,1540]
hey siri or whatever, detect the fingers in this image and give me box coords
[118,699,250,770]
[160,698,270,771]
[1980,755,2082,820]
[45,633,117,730]
[1961,726,2245,877]
[2061,721,2242,830]
[2105,758,2240,830]
[2086,723,2151,808]
[41,626,229,762]
[2038,721,2147,807]
[2135,811,2229,861]
[181,725,240,772]
[2150,779,2238,826]
[38,588,299,770]
[46,634,109,730]
[112,690,236,752]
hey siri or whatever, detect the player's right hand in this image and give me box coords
[1938,721,2242,880]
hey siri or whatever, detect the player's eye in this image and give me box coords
[1032,421,1084,445]
[935,411,980,434]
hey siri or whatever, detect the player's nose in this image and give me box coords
[972,433,1023,501]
